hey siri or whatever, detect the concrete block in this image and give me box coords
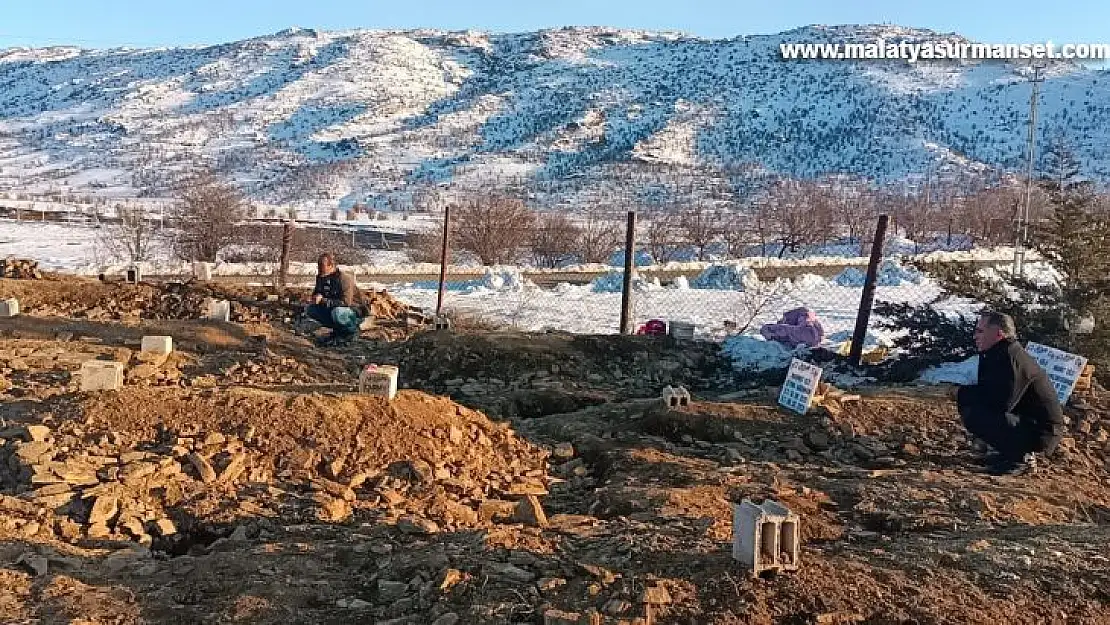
[204,298,231,322]
[359,364,398,401]
[192,262,213,282]
[0,298,19,317]
[434,315,453,331]
[140,336,173,355]
[732,499,800,577]
[668,320,695,340]
[662,385,691,408]
[125,265,142,284]
[80,361,125,391]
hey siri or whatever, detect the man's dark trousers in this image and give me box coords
[958,403,1061,462]
[306,304,361,337]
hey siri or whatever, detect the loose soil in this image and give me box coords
[0,276,1108,624]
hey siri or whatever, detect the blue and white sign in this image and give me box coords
[1025,341,1087,405]
[778,358,824,415]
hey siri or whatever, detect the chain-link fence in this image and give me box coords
[417,208,999,362]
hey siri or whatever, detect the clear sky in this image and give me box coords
[1,0,1107,50]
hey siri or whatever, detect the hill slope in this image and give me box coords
[0,24,1108,213]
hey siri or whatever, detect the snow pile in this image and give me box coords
[722,333,809,371]
[919,356,979,385]
[479,266,528,292]
[671,275,690,290]
[588,271,661,293]
[793,273,829,290]
[978,261,1063,288]
[691,262,761,291]
[833,259,924,287]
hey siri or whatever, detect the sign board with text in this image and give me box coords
[778,358,824,415]
[1025,342,1086,405]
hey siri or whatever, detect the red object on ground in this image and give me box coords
[637,319,668,336]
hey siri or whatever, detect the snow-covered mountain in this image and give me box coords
[1,24,1108,214]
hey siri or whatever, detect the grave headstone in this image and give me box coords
[1025,342,1087,404]
[777,358,823,415]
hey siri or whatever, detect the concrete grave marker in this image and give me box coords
[359,364,398,401]
[0,298,19,317]
[732,499,800,577]
[1025,342,1087,404]
[125,265,142,284]
[778,358,823,415]
[662,385,691,408]
[80,361,124,391]
[140,336,173,355]
[193,262,213,282]
[204,298,231,322]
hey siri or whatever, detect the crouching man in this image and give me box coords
[306,253,369,346]
[949,311,1064,475]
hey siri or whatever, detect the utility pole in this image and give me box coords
[1014,65,1045,276]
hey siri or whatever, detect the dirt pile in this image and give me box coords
[0,277,418,325]
[376,331,735,417]
[1,258,42,280]
[1,388,554,551]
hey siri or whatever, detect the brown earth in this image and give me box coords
[0,276,1109,624]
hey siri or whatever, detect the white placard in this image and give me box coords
[1025,342,1086,405]
[778,358,823,415]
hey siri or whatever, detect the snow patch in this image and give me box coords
[690,262,761,291]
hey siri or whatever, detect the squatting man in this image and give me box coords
[947,311,1064,475]
[305,253,370,346]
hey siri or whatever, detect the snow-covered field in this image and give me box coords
[3,218,1048,388]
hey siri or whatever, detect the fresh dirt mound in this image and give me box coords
[0,277,415,323]
[2,388,552,549]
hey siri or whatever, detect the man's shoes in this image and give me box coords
[983,453,1037,476]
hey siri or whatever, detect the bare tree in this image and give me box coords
[170,172,248,262]
[642,208,682,263]
[453,194,535,265]
[531,213,580,268]
[678,204,721,261]
[99,205,159,262]
[575,210,622,264]
[765,180,827,258]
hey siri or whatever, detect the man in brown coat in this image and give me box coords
[306,253,368,346]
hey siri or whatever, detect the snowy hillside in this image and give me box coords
[1,24,1108,214]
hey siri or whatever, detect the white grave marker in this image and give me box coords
[1025,342,1087,404]
[778,358,823,415]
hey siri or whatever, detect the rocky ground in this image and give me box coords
[0,275,1108,625]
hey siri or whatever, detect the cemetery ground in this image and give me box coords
[0,275,1108,624]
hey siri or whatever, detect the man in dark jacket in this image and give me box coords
[306,253,368,346]
[950,311,1065,475]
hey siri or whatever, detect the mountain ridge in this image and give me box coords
[0,24,1107,215]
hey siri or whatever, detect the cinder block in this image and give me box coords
[434,315,452,331]
[0,298,19,317]
[732,499,800,577]
[359,364,398,401]
[662,385,691,408]
[193,262,213,282]
[140,336,173,355]
[204,298,231,322]
[668,320,695,340]
[125,265,142,284]
[80,361,125,391]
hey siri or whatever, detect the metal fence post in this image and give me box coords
[619,210,637,335]
[436,206,451,317]
[849,214,889,366]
